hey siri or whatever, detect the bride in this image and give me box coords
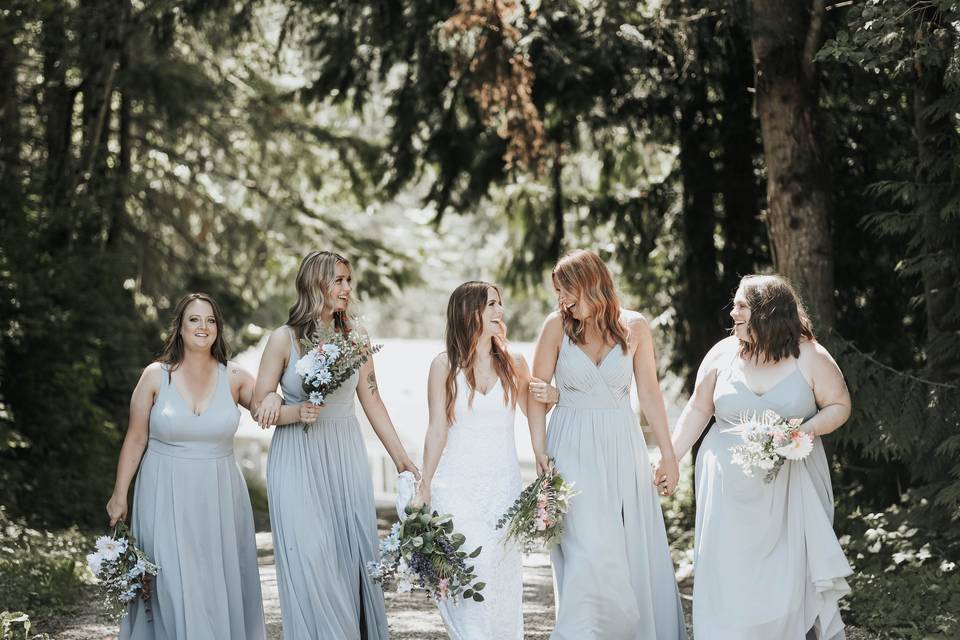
[413,281,531,639]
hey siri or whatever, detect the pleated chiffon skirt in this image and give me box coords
[547,405,686,640]
[267,412,388,640]
[120,447,265,639]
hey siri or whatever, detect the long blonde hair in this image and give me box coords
[552,249,629,352]
[443,281,519,425]
[287,251,352,341]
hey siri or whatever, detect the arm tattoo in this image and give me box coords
[367,371,378,395]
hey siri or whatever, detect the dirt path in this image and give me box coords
[49,530,871,639]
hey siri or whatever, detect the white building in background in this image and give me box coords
[234,338,684,507]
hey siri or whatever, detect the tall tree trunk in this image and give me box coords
[41,4,73,209]
[77,0,120,201]
[719,21,764,292]
[106,0,132,250]
[749,0,835,328]
[675,16,726,393]
[0,5,23,205]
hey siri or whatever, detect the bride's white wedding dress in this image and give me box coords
[429,371,524,639]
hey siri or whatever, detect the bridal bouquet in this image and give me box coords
[295,325,380,431]
[86,521,159,619]
[368,504,485,602]
[727,410,814,483]
[496,461,578,552]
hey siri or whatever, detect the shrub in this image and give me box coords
[0,612,50,640]
[838,490,960,639]
[0,507,90,621]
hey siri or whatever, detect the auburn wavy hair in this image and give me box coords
[552,250,629,353]
[287,251,352,342]
[443,281,519,425]
[159,293,230,370]
[736,274,815,362]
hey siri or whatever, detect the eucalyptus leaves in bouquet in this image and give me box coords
[497,461,578,552]
[368,504,485,602]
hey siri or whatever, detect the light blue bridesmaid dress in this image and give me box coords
[121,364,266,639]
[547,334,686,639]
[267,327,388,639]
[694,355,852,639]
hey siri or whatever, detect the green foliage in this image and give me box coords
[815,0,960,532]
[826,333,960,518]
[837,491,960,638]
[286,0,767,389]
[0,508,91,623]
[243,471,271,533]
[661,458,696,584]
[0,612,51,640]
[0,0,419,526]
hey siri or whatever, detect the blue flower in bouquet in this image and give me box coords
[127,559,146,579]
[294,350,323,379]
[382,523,401,552]
[295,325,381,432]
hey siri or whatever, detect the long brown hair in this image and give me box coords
[736,274,815,362]
[552,249,629,352]
[159,293,230,369]
[443,281,519,425]
[287,251,352,342]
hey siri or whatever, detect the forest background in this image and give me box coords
[1,0,959,637]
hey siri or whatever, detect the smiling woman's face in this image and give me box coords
[479,287,505,337]
[554,281,591,321]
[180,299,217,351]
[730,286,752,342]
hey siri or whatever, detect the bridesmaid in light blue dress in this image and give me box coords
[253,251,420,640]
[671,275,853,639]
[107,293,266,639]
[527,250,686,640]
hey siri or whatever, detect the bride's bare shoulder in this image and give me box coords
[431,352,450,370]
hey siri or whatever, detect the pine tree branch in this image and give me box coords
[829,329,960,389]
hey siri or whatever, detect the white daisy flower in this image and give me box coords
[95,535,127,562]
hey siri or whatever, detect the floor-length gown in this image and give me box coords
[121,364,266,640]
[430,371,524,639]
[547,335,686,640]
[694,358,852,639]
[267,328,388,639]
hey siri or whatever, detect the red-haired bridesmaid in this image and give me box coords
[527,250,686,639]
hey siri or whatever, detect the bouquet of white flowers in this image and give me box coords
[368,504,485,602]
[727,409,814,483]
[86,522,159,619]
[294,326,380,431]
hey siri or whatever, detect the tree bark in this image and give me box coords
[749,0,836,328]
